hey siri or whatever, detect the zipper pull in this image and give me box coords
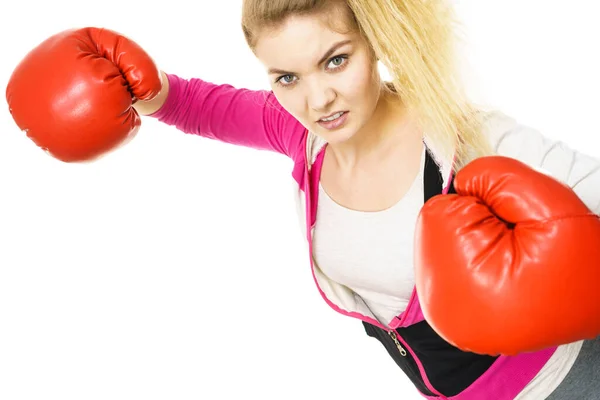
[388,330,407,357]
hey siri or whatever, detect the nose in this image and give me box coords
[307,79,336,113]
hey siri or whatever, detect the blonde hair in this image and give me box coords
[241,0,494,169]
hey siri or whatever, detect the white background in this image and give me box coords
[1,1,599,399]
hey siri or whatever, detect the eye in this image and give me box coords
[327,55,348,70]
[275,74,297,87]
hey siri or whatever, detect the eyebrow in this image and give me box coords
[267,39,352,75]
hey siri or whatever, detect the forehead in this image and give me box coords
[254,13,357,71]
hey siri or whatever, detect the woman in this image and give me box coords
[6,0,600,398]
[130,1,600,398]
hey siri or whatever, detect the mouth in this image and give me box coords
[316,111,349,130]
[317,111,347,122]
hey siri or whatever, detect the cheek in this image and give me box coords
[339,60,378,105]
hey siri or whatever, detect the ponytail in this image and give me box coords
[346,0,494,168]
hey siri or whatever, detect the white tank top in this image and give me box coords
[312,148,425,324]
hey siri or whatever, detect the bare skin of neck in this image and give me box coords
[320,88,425,212]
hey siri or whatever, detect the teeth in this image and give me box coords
[321,112,344,122]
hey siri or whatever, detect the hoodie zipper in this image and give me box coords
[389,330,408,356]
[362,295,445,397]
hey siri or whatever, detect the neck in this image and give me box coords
[327,86,420,169]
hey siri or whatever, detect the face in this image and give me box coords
[254,9,384,145]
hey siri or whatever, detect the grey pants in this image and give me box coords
[545,336,600,399]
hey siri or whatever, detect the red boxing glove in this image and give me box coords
[6,27,162,162]
[415,156,600,356]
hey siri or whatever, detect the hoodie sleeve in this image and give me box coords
[148,73,307,163]
[482,110,600,214]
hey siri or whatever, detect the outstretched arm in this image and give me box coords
[135,72,307,161]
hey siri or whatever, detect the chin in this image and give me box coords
[316,129,353,145]
[313,123,358,145]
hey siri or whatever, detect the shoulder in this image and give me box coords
[262,91,310,163]
[476,110,600,202]
[477,109,561,166]
[478,109,533,153]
